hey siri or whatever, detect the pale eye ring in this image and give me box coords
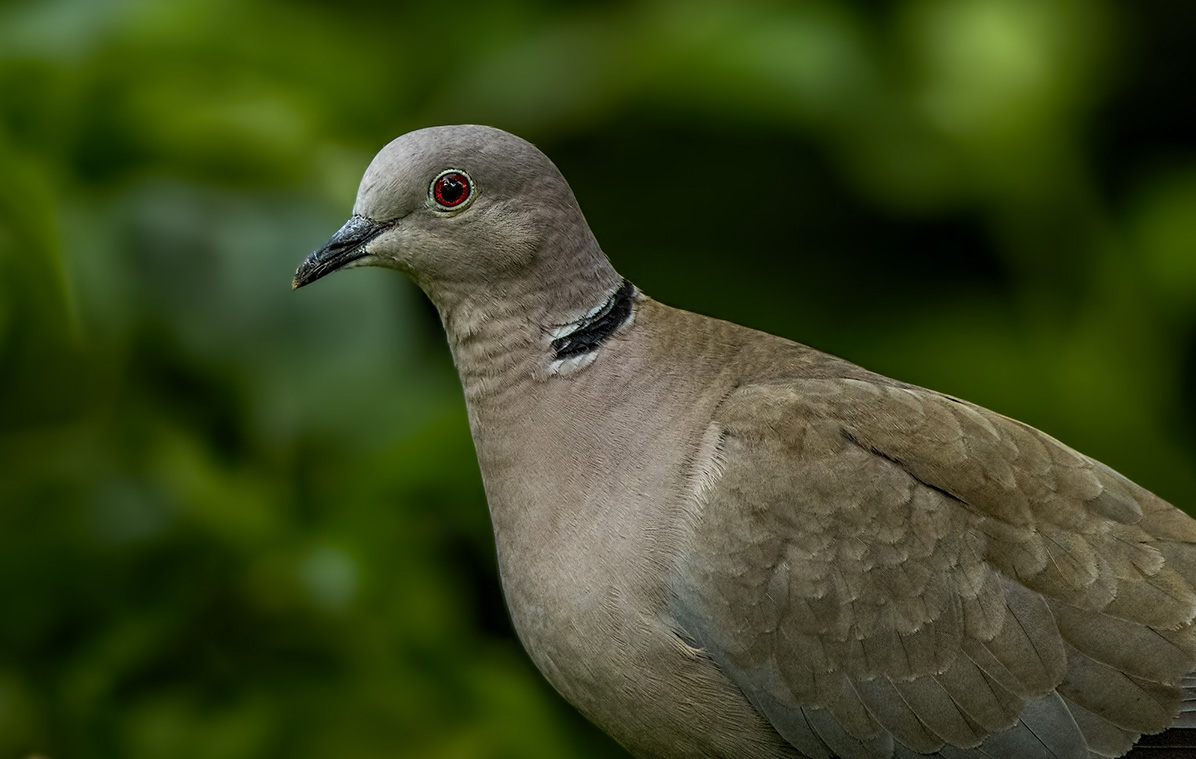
[430,169,473,210]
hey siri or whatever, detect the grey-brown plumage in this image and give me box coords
[294,125,1196,759]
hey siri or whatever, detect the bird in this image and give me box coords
[293,125,1196,759]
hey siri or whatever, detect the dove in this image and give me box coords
[294,124,1196,758]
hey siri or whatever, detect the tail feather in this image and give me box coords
[1125,729,1196,757]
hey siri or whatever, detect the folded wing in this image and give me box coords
[675,378,1196,759]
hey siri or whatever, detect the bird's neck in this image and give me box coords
[427,237,624,406]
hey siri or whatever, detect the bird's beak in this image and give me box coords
[292,215,392,289]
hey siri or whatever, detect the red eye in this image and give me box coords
[431,170,472,210]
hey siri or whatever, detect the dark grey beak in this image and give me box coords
[292,215,392,289]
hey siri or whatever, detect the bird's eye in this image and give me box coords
[431,170,473,210]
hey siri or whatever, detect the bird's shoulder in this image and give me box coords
[704,373,1191,544]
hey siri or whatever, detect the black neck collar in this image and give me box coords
[551,279,636,361]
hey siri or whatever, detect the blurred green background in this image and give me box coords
[2,0,1194,756]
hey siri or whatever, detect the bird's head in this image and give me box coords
[293,125,612,306]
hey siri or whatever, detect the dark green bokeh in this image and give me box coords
[2,0,1194,756]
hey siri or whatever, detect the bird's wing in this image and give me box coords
[674,377,1196,759]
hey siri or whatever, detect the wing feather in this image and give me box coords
[675,378,1196,758]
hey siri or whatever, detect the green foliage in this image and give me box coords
[1,0,1193,756]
